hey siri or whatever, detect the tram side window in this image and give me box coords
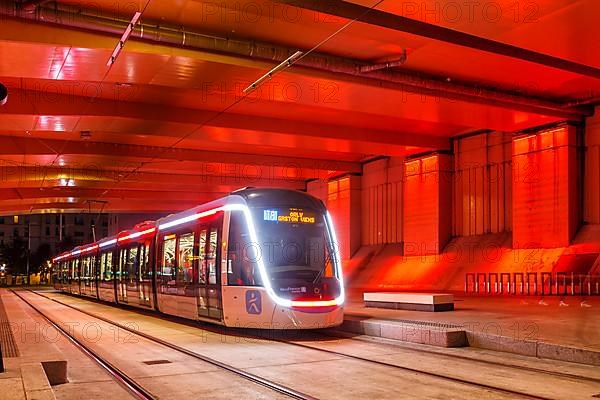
[140,243,151,280]
[90,256,97,279]
[162,235,176,283]
[178,233,195,284]
[207,228,218,285]
[227,211,260,286]
[198,229,207,284]
[128,246,139,282]
[101,252,113,281]
[85,257,94,280]
[84,257,91,279]
[118,249,128,281]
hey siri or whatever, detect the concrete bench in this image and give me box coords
[364,292,454,311]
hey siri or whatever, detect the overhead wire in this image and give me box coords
[95,0,387,201]
[32,0,154,199]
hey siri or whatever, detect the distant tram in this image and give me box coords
[52,188,345,329]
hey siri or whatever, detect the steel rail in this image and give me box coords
[12,290,157,400]
[327,330,600,385]
[34,290,565,400]
[27,290,317,400]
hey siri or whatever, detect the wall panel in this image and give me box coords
[327,176,361,260]
[453,131,512,237]
[512,125,580,248]
[403,154,452,256]
[585,111,600,224]
[361,158,403,246]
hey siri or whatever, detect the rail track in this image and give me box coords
[29,290,599,400]
[14,290,317,400]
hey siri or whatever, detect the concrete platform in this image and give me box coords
[9,290,600,399]
[343,290,600,366]
[363,292,454,312]
[0,289,138,400]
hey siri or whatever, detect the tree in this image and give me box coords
[30,243,52,275]
[3,236,27,275]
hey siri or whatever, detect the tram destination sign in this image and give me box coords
[263,208,315,224]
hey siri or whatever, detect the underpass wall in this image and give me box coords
[347,120,599,292]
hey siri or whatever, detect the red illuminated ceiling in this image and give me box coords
[0,0,598,213]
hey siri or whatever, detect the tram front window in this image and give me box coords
[228,208,341,300]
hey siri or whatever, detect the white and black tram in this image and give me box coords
[52,188,345,329]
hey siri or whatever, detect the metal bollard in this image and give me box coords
[0,342,4,373]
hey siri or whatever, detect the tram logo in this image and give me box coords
[245,290,262,315]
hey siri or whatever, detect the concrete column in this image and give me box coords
[403,154,453,256]
[327,176,361,260]
[585,110,600,224]
[306,179,328,204]
[309,176,361,260]
[512,124,580,248]
[361,157,404,245]
[453,131,512,236]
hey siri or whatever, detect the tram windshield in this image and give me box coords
[228,208,341,298]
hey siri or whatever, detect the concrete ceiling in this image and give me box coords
[0,0,597,214]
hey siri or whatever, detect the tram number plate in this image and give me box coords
[245,290,262,315]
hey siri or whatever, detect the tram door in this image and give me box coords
[71,259,81,295]
[81,257,91,296]
[124,246,139,305]
[197,223,223,320]
[117,248,128,303]
[118,244,152,307]
[130,242,152,308]
[139,242,153,307]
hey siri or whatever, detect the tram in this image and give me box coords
[52,188,345,329]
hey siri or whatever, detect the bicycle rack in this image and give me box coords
[476,273,487,294]
[540,272,552,296]
[466,272,599,296]
[575,274,584,296]
[488,272,499,294]
[526,272,537,295]
[513,272,524,295]
[556,272,568,296]
[500,273,511,294]
[465,273,475,293]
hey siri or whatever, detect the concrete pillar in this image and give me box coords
[585,110,600,224]
[512,124,580,248]
[309,176,361,260]
[327,176,361,260]
[453,131,512,236]
[403,154,453,256]
[361,157,404,245]
[307,179,328,204]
